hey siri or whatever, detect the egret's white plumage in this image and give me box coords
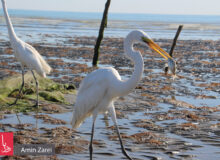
[72,67,121,128]
[1,0,51,107]
[14,40,51,77]
[1,0,51,77]
[71,30,175,160]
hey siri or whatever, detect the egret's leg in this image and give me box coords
[109,106,133,160]
[10,69,24,124]
[15,112,22,125]
[10,69,25,106]
[89,115,97,160]
[31,70,38,108]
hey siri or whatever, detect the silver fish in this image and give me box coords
[168,58,176,75]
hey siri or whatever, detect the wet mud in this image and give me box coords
[0,36,220,160]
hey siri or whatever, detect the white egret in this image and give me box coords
[1,0,51,107]
[72,30,176,159]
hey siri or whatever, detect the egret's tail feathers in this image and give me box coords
[37,55,52,78]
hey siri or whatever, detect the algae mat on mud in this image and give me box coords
[0,71,76,112]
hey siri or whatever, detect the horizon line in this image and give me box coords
[2,8,220,17]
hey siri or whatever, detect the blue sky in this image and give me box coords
[3,0,220,15]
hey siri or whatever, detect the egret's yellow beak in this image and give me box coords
[142,37,176,76]
[142,37,172,60]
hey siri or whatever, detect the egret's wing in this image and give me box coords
[16,41,51,77]
[72,69,109,128]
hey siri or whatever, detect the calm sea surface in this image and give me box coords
[0,9,220,43]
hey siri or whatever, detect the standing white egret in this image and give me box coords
[72,30,176,160]
[1,0,52,107]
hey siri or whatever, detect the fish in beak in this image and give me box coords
[168,57,176,76]
[142,37,176,76]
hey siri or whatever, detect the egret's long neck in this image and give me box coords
[1,0,17,41]
[116,36,144,96]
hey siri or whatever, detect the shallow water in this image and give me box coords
[1,10,220,42]
[0,11,220,159]
[1,109,220,160]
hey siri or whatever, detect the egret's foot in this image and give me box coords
[8,99,19,107]
[89,143,93,160]
[122,150,133,160]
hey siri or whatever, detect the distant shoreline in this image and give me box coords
[0,9,219,22]
[0,10,220,41]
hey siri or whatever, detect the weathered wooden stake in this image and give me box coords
[169,25,183,56]
[92,0,111,66]
[165,25,183,74]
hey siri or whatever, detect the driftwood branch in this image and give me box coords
[169,25,183,57]
[92,0,111,66]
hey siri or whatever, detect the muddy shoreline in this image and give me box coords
[0,37,220,160]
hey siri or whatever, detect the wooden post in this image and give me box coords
[169,25,183,57]
[92,0,111,66]
[165,25,183,75]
